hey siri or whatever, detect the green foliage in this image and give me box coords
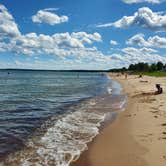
[129,62,149,71]
[149,63,157,72]
[156,62,164,71]
[133,71,166,77]
[109,61,166,77]
[128,61,165,72]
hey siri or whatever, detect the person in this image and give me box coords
[125,73,127,79]
[155,84,163,94]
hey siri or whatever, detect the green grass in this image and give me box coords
[133,71,166,77]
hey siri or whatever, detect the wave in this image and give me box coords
[2,76,126,166]
[2,99,105,166]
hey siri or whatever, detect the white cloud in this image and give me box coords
[109,47,166,68]
[122,47,158,54]
[0,3,166,70]
[32,9,68,25]
[71,32,102,44]
[97,7,166,32]
[0,3,102,57]
[5,46,166,70]
[121,47,166,64]
[0,42,9,52]
[0,4,104,66]
[123,0,166,4]
[127,34,166,48]
[110,40,118,45]
[0,4,20,39]
[3,32,102,56]
[0,4,103,59]
[126,33,147,46]
[43,8,59,12]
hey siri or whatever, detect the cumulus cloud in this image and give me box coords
[123,0,166,4]
[97,7,166,32]
[109,47,166,68]
[122,47,166,62]
[127,34,166,48]
[32,9,68,25]
[110,40,118,45]
[122,47,158,54]
[0,4,102,57]
[0,3,166,70]
[1,31,102,57]
[71,32,102,44]
[43,8,59,12]
[0,4,20,39]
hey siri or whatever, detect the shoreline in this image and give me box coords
[2,73,124,165]
[71,74,166,166]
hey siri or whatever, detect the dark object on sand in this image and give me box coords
[140,80,148,83]
[125,73,127,79]
[155,84,163,94]
[139,75,142,78]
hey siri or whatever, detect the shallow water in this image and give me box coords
[0,70,126,165]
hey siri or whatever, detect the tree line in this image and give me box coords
[109,62,166,73]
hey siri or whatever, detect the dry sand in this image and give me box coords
[71,74,166,166]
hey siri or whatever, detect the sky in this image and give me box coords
[0,0,165,70]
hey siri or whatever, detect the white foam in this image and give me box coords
[119,96,127,111]
[35,109,105,166]
[107,87,112,94]
[5,99,105,166]
[3,75,127,166]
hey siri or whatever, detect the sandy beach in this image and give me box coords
[71,74,166,166]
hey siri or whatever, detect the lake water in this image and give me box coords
[0,70,126,166]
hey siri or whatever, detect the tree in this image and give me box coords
[149,63,157,72]
[156,62,164,71]
[164,64,166,70]
[122,67,127,72]
[135,62,149,72]
[110,61,166,73]
[128,64,135,71]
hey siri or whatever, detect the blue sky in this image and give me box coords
[0,0,165,70]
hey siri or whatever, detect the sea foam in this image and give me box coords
[4,99,105,166]
[2,75,126,166]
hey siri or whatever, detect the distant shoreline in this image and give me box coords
[0,68,109,72]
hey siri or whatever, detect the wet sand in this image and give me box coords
[71,74,166,166]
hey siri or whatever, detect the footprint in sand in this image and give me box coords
[158,137,166,140]
[150,110,159,113]
[150,107,158,110]
[125,114,136,117]
[125,114,132,117]
[138,133,153,142]
[158,131,166,140]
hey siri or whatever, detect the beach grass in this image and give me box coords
[133,71,166,77]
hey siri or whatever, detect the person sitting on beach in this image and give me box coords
[155,84,163,95]
[125,73,127,79]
